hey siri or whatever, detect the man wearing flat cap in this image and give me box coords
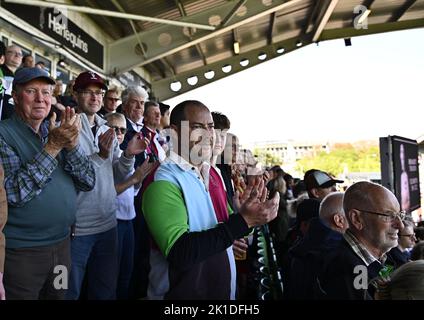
[0,67,96,299]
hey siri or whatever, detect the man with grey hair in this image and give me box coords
[118,86,151,299]
[121,85,149,133]
[318,181,405,299]
[319,192,348,233]
[286,192,346,299]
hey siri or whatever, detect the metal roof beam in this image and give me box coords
[389,0,417,22]
[174,0,187,17]
[149,60,167,79]
[110,0,146,58]
[81,0,125,39]
[299,0,321,39]
[174,0,207,66]
[312,0,339,42]
[162,57,176,77]
[267,12,276,45]
[361,0,376,9]
[108,0,304,74]
[320,17,424,41]
[153,36,307,100]
[4,0,215,30]
[220,0,248,27]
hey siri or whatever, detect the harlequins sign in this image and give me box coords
[3,2,104,69]
[45,8,89,54]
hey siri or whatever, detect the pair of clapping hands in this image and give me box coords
[45,107,80,157]
[98,129,152,160]
[232,176,279,258]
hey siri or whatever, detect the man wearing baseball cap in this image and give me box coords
[0,67,95,299]
[67,71,147,300]
[304,169,343,201]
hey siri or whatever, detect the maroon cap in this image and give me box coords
[73,71,107,91]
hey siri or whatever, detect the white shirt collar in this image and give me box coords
[127,117,144,132]
[167,151,211,190]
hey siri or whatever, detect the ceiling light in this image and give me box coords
[222,64,232,73]
[204,70,215,79]
[233,41,240,55]
[187,76,198,86]
[170,81,182,92]
[58,59,68,68]
[258,52,267,60]
[240,59,249,67]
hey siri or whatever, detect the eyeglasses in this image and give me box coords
[106,97,120,102]
[355,208,406,223]
[108,125,127,135]
[23,88,52,98]
[6,50,23,57]
[399,233,416,239]
[79,90,105,98]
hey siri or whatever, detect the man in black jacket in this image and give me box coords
[317,181,405,300]
[286,192,346,299]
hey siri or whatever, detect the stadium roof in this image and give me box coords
[5,0,424,100]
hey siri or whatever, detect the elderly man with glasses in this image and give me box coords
[0,68,95,299]
[317,181,405,300]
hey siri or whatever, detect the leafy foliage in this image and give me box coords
[253,148,281,167]
[295,142,380,176]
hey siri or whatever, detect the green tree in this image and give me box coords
[253,148,281,168]
[295,142,380,176]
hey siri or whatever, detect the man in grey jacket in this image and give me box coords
[67,71,147,300]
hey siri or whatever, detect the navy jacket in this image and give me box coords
[317,238,384,300]
[387,246,410,268]
[285,218,343,299]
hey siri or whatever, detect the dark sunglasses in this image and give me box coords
[108,125,127,134]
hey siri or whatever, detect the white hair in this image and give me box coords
[105,112,125,123]
[319,192,344,227]
[121,85,148,105]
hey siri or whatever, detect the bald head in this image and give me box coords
[343,181,403,258]
[319,192,347,233]
[343,181,399,223]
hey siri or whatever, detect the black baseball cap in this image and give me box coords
[304,169,343,190]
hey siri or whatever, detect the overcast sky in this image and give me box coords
[165,28,424,146]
